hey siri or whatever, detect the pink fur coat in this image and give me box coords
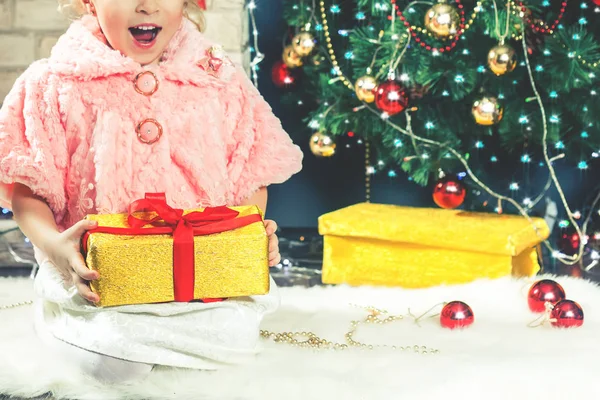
[0,15,303,231]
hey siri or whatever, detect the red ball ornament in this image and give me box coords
[527,279,566,313]
[375,80,408,116]
[271,60,297,88]
[550,300,584,328]
[433,177,466,209]
[440,301,474,329]
[592,0,600,6]
[558,230,580,256]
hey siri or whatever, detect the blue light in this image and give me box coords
[578,161,588,169]
[558,220,569,228]
[555,141,565,149]
[542,0,550,5]
[330,4,341,13]
[581,131,589,138]
[442,90,450,96]
[344,51,354,59]
[581,2,588,8]
[521,154,531,163]
[578,18,587,25]
[425,121,435,129]
[583,106,589,112]
[355,12,366,20]
[388,170,397,178]
[330,68,337,75]
[490,156,498,162]
[1,208,8,214]
[510,182,520,190]
[519,116,529,124]
[462,49,470,55]
[573,33,581,40]
[549,115,559,123]
[315,24,323,31]
[535,65,544,72]
[475,141,484,148]
[394,139,403,147]
[455,74,465,83]
[477,65,486,73]
[549,91,558,98]
[457,172,467,179]
[338,29,349,36]
[498,93,505,99]
[544,49,551,56]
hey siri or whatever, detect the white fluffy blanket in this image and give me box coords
[1,275,599,400]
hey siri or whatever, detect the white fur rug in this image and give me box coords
[1,275,599,400]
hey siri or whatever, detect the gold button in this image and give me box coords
[134,71,159,96]
[136,119,163,145]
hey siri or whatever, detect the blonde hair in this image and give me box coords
[57,0,205,31]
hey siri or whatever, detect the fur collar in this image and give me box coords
[47,15,232,88]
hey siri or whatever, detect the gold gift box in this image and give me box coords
[83,205,269,307]
[318,203,550,288]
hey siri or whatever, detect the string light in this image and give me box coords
[248,0,264,86]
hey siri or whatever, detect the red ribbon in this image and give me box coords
[82,193,262,302]
[197,0,206,10]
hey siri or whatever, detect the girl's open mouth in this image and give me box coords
[129,25,162,48]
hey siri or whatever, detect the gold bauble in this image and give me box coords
[309,132,336,157]
[292,32,316,57]
[354,75,378,103]
[282,45,303,68]
[487,44,517,76]
[472,96,503,126]
[424,3,460,38]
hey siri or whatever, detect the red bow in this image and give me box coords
[82,193,262,302]
[197,0,206,10]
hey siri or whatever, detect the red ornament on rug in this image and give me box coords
[527,279,566,313]
[550,300,584,328]
[271,60,297,88]
[440,301,474,329]
[375,79,408,116]
[433,176,466,209]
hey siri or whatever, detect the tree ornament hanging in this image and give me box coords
[424,3,461,38]
[487,43,517,76]
[472,96,503,125]
[309,131,336,157]
[355,75,378,103]
[292,31,316,57]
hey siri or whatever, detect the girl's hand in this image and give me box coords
[44,219,100,303]
[264,219,281,267]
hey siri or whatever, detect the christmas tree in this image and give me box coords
[277,0,600,266]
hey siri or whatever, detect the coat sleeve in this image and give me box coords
[224,66,303,206]
[0,63,68,222]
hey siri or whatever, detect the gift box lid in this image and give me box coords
[318,203,550,256]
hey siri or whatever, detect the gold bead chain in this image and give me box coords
[319,1,354,90]
[261,306,439,354]
[0,300,33,310]
[365,141,371,203]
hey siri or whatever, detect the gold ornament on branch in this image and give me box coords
[487,43,517,76]
[309,131,336,157]
[472,96,504,125]
[424,3,460,38]
[282,45,303,68]
[354,75,378,103]
[292,32,316,57]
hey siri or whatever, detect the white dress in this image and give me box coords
[32,248,280,370]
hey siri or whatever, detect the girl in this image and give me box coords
[0,0,303,383]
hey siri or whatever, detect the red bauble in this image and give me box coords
[271,60,297,88]
[592,0,600,6]
[375,80,408,116]
[550,300,584,328]
[440,301,474,329]
[527,279,566,313]
[558,229,580,256]
[433,177,466,209]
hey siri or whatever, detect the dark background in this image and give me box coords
[256,1,596,229]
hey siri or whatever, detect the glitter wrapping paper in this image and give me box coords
[318,203,550,288]
[84,205,269,307]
